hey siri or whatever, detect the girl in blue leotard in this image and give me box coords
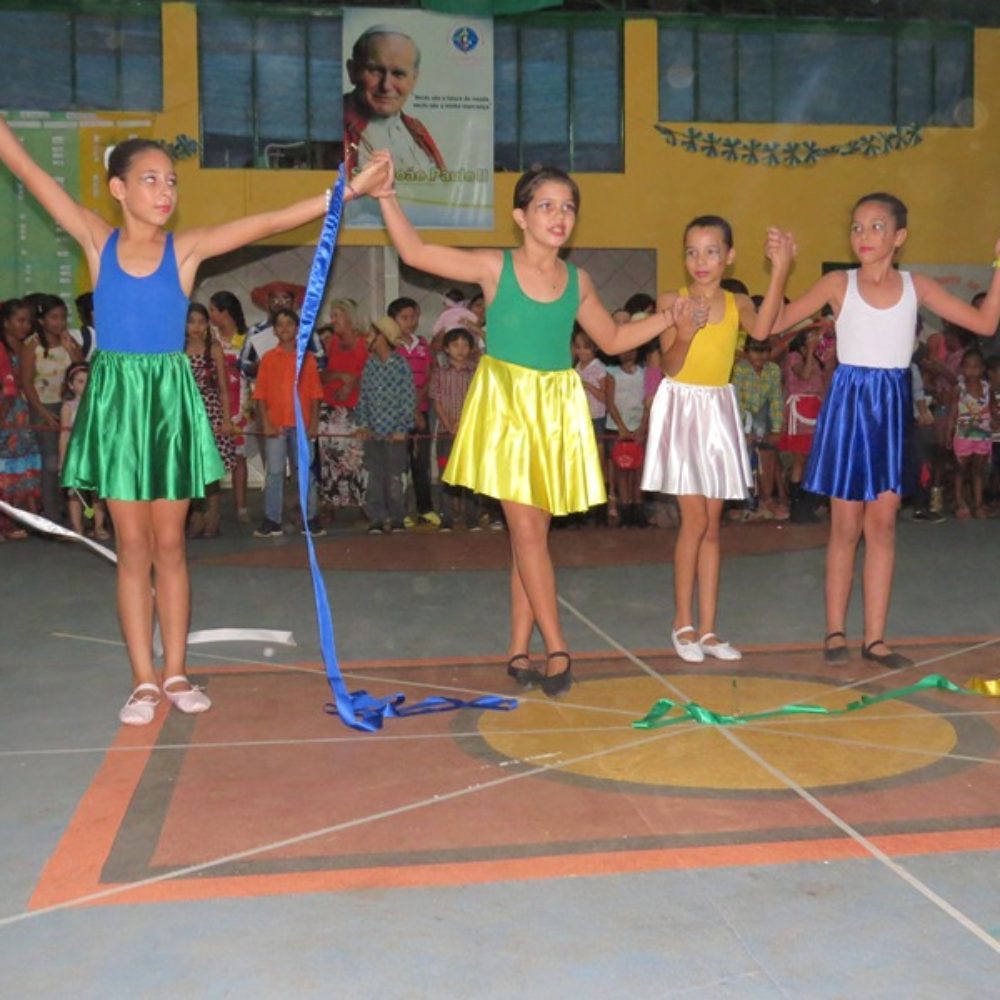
[0,118,389,725]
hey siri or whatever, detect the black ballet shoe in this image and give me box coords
[861,640,913,669]
[506,654,540,688]
[540,651,573,698]
[823,631,850,665]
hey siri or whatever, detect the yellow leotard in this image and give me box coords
[673,289,740,387]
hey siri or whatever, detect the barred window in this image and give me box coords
[198,11,343,169]
[0,9,162,112]
[495,20,622,173]
[658,20,973,127]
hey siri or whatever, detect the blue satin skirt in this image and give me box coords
[804,364,911,501]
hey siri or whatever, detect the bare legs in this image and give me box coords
[232,454,248,517]
[107,498,196,696]
[825,492,901,654]
[954,454,986,517]
[502,499,568,676]
[674,495,727,645]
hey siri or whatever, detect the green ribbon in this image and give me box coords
[633,673,978,731]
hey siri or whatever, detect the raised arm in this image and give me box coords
[0,116,109,260]
[576,271,670,355]
[174,156,393,276]
[737,228,795,341]
[378,193,501,291]
[771,270,846,335]
[913,244,1000,336]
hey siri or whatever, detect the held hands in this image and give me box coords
[672,296,706,338]
[346,152,394,200]
[765,227,796,271]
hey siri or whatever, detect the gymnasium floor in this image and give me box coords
[1,508,999,998]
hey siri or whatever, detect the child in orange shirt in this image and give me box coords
[252,307,324,537]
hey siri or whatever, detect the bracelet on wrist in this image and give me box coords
[992,257,999,269]
[324,187,332,210]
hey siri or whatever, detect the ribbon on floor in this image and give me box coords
[633,672,1000,731]
[292,168,517,732]
[0,499,117,564]
[1,499,298,654]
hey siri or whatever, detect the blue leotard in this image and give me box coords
[94,231,188,353]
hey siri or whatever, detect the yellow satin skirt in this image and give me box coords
[444,355,606,515]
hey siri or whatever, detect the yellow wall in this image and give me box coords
[154,3,1000,297]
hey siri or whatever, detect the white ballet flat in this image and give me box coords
[671,626,705,663]
[119,683,160,726]
[698,632,742,661]
[163,676,212,714]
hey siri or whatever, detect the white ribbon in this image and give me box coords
[0,499,117,564]
[0,501,296,656]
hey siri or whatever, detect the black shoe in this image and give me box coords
[301,519,326,537]
[506,654,540,688]
[367,525,384,536]
[912,509,946,524]
[823,631,849,665]
[253,519,283,538]
[540,651,573,697]
[861,640,913,669]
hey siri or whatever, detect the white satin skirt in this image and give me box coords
[641,376,752,500]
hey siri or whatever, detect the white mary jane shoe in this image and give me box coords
[163,676,212,714]
[671,626,705,663]
[698,632,742,661]
[119,683,160,726]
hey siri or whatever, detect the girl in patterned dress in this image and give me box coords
[949,347,992,519]
[19,294,83,521]
[184,302,235,537]
[0,299,41,538]
[208,290,251,522]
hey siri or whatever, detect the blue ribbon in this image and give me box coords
[293,168,518,731]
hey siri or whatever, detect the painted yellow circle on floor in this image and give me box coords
[477,673,958,791]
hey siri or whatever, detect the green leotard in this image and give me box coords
[486,250,579,372]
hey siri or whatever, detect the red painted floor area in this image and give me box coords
[31,639,1000,910]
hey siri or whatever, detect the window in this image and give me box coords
[198,11,342,169]
[658,20,973,127]
[495,20,623,172]
[0,9,162,112]
[199,12,623,173]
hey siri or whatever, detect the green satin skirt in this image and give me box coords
[62,351,224,501]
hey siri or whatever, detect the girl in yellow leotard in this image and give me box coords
[642,216,791,663]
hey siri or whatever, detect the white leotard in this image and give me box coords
[835,269,917,369]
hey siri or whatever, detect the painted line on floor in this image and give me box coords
[0,724,638,759]
[50,631,643,720]
[743,723,1000,769]
[0,720,697,927]
[558,596,1000,958]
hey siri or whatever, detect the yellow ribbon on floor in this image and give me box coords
[965,676,1000,697]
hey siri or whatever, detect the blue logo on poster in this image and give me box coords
[451,26,479,53]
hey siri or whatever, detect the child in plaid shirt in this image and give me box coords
[430,327,480,530]
[733,337,786,519]
[355,317,415,534]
